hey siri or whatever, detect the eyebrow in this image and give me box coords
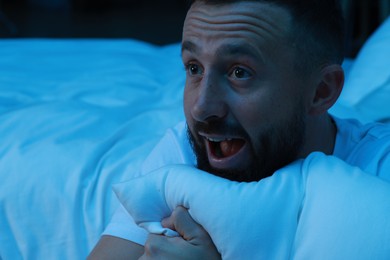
[217,43,264,61]
[181,40,198,55]
[181,40,264,63]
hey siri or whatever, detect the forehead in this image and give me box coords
[183,1,292,51]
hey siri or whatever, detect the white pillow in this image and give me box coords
[113,152,390,259]
[338,16,390,122]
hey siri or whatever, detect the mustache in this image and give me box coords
[192,120,249,139]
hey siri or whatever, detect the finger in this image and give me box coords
[142,233,186,259]
[143,234,169,257]
[161,214,175,230]
[148,212,221,260]
[162,206,207,242]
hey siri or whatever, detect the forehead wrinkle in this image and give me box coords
[182,39,266,66]
[185,3,290,42]
[214,43,265,63]
[184,19,282,60]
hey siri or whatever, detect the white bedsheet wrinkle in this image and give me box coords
[354,77,390,122]
[0,39,185,259]
[335,17,390,123]
[340,17,390,106]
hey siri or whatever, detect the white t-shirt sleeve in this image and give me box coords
[376,147,390,182]
[101,204,148,245]
[102,121,194,244]
[333,117,390,182]
[140,121,195,175]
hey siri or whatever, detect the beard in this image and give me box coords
[187,104,306,182]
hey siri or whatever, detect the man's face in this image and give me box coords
[182,2,312,182]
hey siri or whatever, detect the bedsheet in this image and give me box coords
[0,18,389,259]
[0,39,185,259]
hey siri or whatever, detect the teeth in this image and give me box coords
[206,137,232,142]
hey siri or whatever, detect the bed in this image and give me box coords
[0,16,389,259]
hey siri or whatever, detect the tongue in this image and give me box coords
[220,139,245,157]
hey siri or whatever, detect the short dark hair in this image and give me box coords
[187,0,345,72]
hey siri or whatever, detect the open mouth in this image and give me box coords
[206,137,246,159]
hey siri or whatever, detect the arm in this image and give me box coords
[88,207,220,260]
[88,235,144,260]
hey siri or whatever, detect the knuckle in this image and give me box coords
[170,209,181,220]
[172,206,186,219]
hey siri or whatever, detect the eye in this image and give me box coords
[229,67,252,79]
[186,63,203,76]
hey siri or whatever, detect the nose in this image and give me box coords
[190,74,228,123]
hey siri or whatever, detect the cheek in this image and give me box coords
[183,84,193,122]
[233,94,270,124]
[233,93,283,138]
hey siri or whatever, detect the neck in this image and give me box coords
[300,113,337,158]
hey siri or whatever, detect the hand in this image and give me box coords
[139,206,221,260]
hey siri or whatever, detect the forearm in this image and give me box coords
[88,235,144,260]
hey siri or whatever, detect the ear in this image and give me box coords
[309,64,344,115]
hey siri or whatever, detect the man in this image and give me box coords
[89,0,390,259]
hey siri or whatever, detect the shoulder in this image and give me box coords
[140,121,196,174]
[335,117,390,140]
[333,117,390,181]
